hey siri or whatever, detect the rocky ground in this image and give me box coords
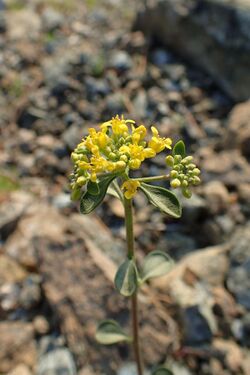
[0,1,250,375]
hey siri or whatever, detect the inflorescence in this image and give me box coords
[70,115,200,200]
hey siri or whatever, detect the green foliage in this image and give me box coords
[173,140,186,158]
[95,320,130,345]
[80,174,117,214]
[114,259,138,297]
[139,183,181,218]
[141,251,174,282]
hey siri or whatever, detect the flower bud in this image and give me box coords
[129,159,141,169]
[181,156,193,165]
[174,155,182,164]
[171,178,181,188]
[77,176,87,187]
[193,168,200,176]
[181,180,188,188]
[170,170,178,178]
[120,154,128,162]
[182,188,192,199]
[179,173,185,181]
[187,163,196,170]
[115,161,126,170]
[71,187,82,201]
[108,152,117,161]
[165,155,174,167]
[71,152,79,162]
[193,176,201,185]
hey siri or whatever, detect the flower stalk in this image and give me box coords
[124,197,144,375]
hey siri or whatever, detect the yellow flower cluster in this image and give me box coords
[70,115,172,195]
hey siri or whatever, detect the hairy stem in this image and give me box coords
[124,198,144,375]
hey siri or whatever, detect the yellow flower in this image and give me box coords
[122,180,141,199]
[148,126,172,153]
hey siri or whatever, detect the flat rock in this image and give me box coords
[135,0,250,101]
[0,322,36,373]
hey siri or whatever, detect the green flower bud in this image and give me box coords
[187,163,196,170]
[170,170,178,178]
[165,155,174,167]
[71,152,79,162]
[193,168,200,176]
[115,161,126,170]
[193,176,201,185]
[77,176,87,187]
[179,173,185,181]
[181,180,188,188]
[174,155,182,164]
[181,156,193,165]
[71,187,82,201]
[108,152,117,161]
[120,154,128,162]
[182,188,192,199]
[171,178,181,188]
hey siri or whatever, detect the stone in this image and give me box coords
[7,364,32,375]
[109,50,132,71]
[0,255,27,284]
[135,0,250,101]
[202,181,230,215]
[0,322,36,373]
[42,8,64,31]
[33,316,50,335]
[225,101,250,158]
[227,224,250,310]
[213,339,243,372]
[36,348,77,375]
[182,305,212,345]
[7,9,41,40]
[118,363,150,375]
[151,48,173,66]
[0,191,31,240]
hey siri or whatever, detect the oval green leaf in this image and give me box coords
[80,174,117,214]
[95,320,130,345]
[173,140,186,158]
[152,368,174,375]
[87,180,100,195]
[114,259,138,297]
[139,183,182,218]
[141,251,174,282]
[107,180,124,202]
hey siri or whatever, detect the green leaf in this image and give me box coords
[173,140,186,158]
[80,174,117,214]
[87,181,100,195]
[152,368,174,375]
[107,180,124,202]
[95,320,130,345]
[141,251,174,282]
[139,183,182,218]
[114,259,138,297]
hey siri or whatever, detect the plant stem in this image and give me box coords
[124,198,144,375]
[132,174,170,183]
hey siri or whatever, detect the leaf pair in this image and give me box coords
[114,251,174,297]
[95,320,131,345]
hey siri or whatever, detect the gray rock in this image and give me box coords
[118,363,150,375]
[109,51,133,71]
[135,0,250,101]
[182,305,212,345]
[151,48,173,66]
[42,8,64,31]
[52,193,72,210]
[227,224,250,309]
[37,348,77,375]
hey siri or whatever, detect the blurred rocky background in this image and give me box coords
[0,0,250,374]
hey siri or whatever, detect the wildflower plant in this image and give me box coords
[70,115,201,375]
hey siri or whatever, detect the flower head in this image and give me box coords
[70,115,173,198]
